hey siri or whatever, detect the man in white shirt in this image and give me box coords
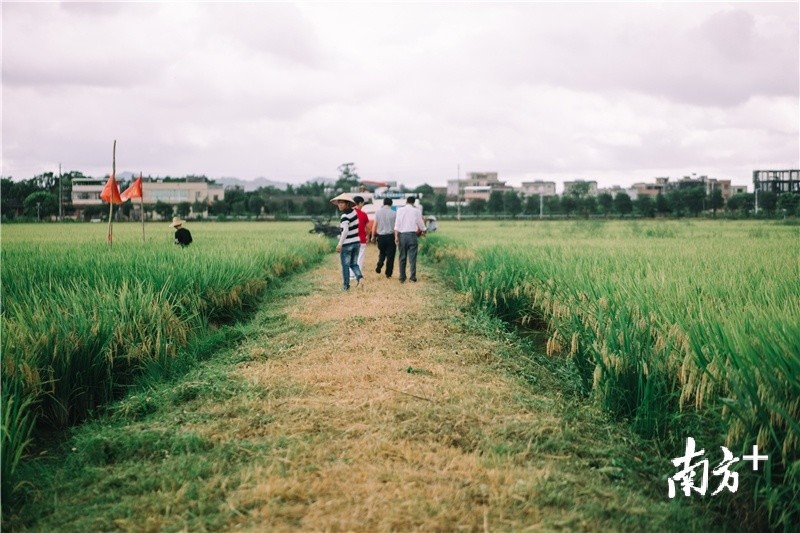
[393,196,426,283]
[371,198,397,278]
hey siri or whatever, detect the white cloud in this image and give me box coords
[2,1,797,188]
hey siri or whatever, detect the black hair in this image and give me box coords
[406,196,416,204]
[353,196,364,204]
[383,198,393,206]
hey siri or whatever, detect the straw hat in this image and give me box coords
[169,217,186,228]
[330,193,355,205]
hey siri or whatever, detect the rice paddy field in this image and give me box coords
[2,218,798,530]
[1,221,331,507]
[423,219,799,530]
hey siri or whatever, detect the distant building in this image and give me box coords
[144,178,224,205]
[71,176,225,219]
[671,174,708,190]
[753,169,800,195]
[632,175,740,200]
[597,185,638,200]
[706,179,733,200]
[463,185,493,202]
[676,175,743,200]
[519,180,557,197]
[447,171,511,201]
[431,186,448,197]
[71,177,111,208]
[632,177,669,198]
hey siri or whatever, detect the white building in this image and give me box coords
[71,177,225,218]
[519,181,557,197]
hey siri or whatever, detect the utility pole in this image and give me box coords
[456,163,461,221]
[539,193,544,220]
[754,171,759,215]
[59,163,63,221]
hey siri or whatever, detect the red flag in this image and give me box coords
[120,176,143,201]
[100,174,123,204]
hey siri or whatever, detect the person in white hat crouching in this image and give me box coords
[169,217,193,248]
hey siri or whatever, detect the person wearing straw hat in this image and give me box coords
[169,217,193,247]
[331,193,364,291]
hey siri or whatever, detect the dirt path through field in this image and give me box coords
[220,245,684,531]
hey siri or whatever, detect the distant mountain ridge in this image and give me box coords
[114,173,335,191]
[216,176,335,191]
[216,177,289,191]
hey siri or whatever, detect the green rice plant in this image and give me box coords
[429,219,799,529]
[0,222,331,505]
[1,379,37,507]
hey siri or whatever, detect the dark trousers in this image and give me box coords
[398,232,419,281]
[376,234,396,277]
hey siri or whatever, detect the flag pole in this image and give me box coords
[107,140,116,247]
[140,171,145,242]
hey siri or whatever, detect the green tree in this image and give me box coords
[82,204,106,221]
[413,183,435,195]
[597,193,613,217]
[232,200,248,216]
[208,200,230,217]
[295,181,326,196]
[561,195,577,217]
[567,182,594,217]
[634,195,655,218]
[176,202,192,219]
[655,193,670,216]
[708,188,725,216]
[266,199,283,216]
[684,187,706,216]
[613,192,633,217]
[192,200,208,218]
[777,193,799,216]
[758,191,778,214]
[487,191,504,215]
[154,200,174,221]
[224,186,247,206]
[23,191,58,220]
[1,178,21,219]
[420,199,434,215]
[2,178,38,218]
[434,194,448,215]
[504,190,522,218]
[302,197,324,215]
[666,190,686,217]
[727,193,754,214]
[545,195,561,214]
[334,162,360,193]
[31,171,58,191]
[469,199,486,217]
[581,196,597,217]
[119,201,133,219]
[143,203,156,221]
[247,196,265,217]
[524,194,541,216]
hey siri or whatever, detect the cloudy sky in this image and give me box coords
[2,1,798,190]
